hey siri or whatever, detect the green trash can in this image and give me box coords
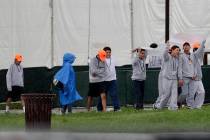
[21,93,56,130]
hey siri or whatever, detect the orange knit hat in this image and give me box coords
[98,50,106,61]
[15,54,23,62]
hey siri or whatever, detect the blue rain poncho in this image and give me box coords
[54,53,82,105]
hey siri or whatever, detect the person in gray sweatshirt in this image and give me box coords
[153,43,169,108]
[6,54,25,113]
[97,46,121,112]
[178,41,205,108]
[154,45,181,110]
[131,48,148,109]
[190,40,206,109]
[153,58,165,107]
[87,50,108,112]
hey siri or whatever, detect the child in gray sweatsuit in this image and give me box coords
[178,41,205,108]
[131,48,148,109]
[6,54,25,113]
[155,45,181,110]
[191,40,206,109]
[154,62,165,106]
[87,50,108,112]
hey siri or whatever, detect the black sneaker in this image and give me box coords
[177,102,182,109]
[114,108,121,112]
[61,108,66,115]
[153,104,157,110]
[135,106,144,110]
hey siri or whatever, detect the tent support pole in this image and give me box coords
[165,0,170,42]
[50,0,54,67]
[130,0,134,57]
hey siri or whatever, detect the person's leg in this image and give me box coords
[20,96,25,112]
[186,80,196,108]
[61,105,67,114]
[97,81,109,112]
[193,81,205,109]
[68,104,72,113]
[156,78,171,109]
[133,80,141,109]
[100,93,106,112]
[87,96,93,111]
[96,96,103,111]
[155,72,163,105]
[6,97,11,112]
[6,87,15,112]
[168,80,178,110]
[19,87,25,112]
[13,86,25,112]
[177,86,182,108]
[87,83,94,111]
[108,80,120,111]
[139,81,145,109]
[20,96,25,107]
[178,78,190,105]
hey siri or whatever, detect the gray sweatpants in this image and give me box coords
[178,78,195,107]
[191,80,205,109]
[154,72,163,105]
[156,77,178,110]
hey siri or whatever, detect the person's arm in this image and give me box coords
[178,53,184,86]
[163,47,170,62]
[131,47,141,53]
[163,41,170,61]
[53,79,64,90]
[194,40,206,59]
[90,58,105,78]
[144,49,148,60]
[22,65,24,87]
[6,65,12,91]
[132,58,138,67]
[54,64,70,87]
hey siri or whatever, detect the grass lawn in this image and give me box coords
[1,106,210,133]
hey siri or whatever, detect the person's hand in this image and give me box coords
[92,73,97,77]
[201,40,206,47]
[131,48,141,53]
[131,48,138,53]
[178,80,184,87]
[166,40,170,48]
[192,76,196,80]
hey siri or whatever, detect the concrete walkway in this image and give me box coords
[0,132,210,140]
[0,105,154,115]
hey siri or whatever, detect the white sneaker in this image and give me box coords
[5,105,10,113]
[106,108,114,112]
[114,109,122,112]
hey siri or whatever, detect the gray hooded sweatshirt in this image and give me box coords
[89,56,108,83]
[162,48,180,80]
[194,43,205,80]
[6,63,24,91]
[179,42,205,80]
[131,50,148,81]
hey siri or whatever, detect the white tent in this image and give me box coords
[0,0,210,69]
